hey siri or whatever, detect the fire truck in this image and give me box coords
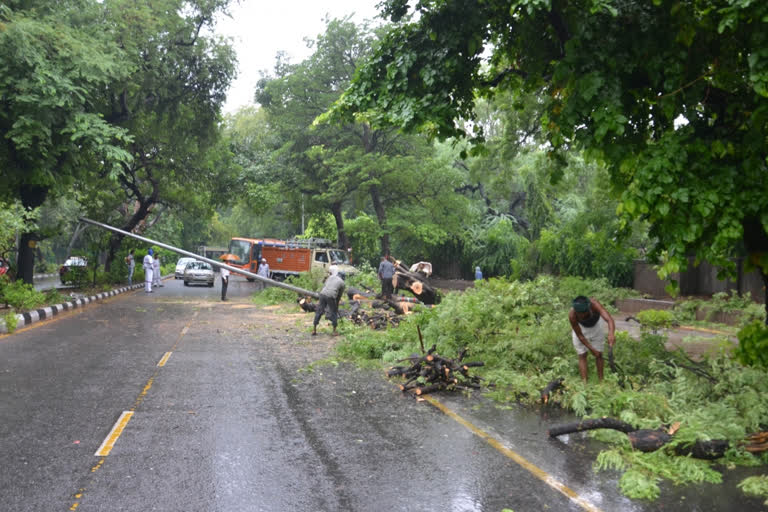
[226,236,355,280]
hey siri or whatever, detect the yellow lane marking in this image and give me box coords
[70,311,199,509]
[157,352,172,367]
[424,396,603,512]
[94,411,134,457]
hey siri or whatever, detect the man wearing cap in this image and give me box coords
[569,296,616,382]
[257,257,270,279]
[143,249,154,293]
[312,271,346,336]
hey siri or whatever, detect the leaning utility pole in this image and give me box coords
[77,217,319,299]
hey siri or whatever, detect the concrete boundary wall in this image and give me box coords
[633,259,765,303]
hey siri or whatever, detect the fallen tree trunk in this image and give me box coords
[549,417,737,458]
[298,297,317,312]
[548,417,637,437]
[540,378,564,404]
[392,260,439,304]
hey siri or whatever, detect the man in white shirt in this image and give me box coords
[126,249,135,285]
[152,254,163,287]
[220,259,231,301]
[143,249,154,293]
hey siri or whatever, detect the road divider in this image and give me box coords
[94,411,134,457]
[157,352,173,367]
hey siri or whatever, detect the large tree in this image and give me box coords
[328,0,768,314]
[255,18,416,255]
[97,0,237,270]
[0,2,132,283]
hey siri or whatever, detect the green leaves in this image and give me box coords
[734,322,768,369]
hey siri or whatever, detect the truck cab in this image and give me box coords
[283,238,356,277]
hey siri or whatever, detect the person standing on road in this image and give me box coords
[152,254,163,288]
[256,257,270,291]
[377,254,395,299]
[126,249,135,285]
[475,266,483,280]
[220,259,231,301]
[569,296,616,382]
[257,257,270,279]
[143,249,154,293]
[312,271,346,336]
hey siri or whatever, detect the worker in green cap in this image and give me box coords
[569,296,616,382]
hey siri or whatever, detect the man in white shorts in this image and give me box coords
[569,295,616,382]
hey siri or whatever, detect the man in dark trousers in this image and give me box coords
[220,258,231,301]
[312,271,346,336]
[377,254,395,299]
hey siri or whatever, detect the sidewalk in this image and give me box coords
[0,276,171,334]
[614,311,737,360]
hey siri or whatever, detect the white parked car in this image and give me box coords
[175,257,197,279]
[183,261,215,287]
[59,256,88,284]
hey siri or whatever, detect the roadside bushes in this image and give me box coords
[533,226,637,287]
[333,274,768,502]
[0,276,47,333]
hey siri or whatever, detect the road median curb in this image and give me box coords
[0,282,148,334]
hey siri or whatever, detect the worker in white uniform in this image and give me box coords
[143,248,154,293]
[220,258,231,301]
[152,254,162,287]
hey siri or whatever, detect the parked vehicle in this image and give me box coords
[175,257,197,279]
[59,256,87,284]
[0,258,9,276]
[226,236,355,281]
[183,260,215,287]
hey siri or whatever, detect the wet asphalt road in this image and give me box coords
[0,277,764,511]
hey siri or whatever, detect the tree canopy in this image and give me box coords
[327,0,768,303]
[0,0,237,279]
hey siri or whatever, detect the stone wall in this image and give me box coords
[633,259,765,303]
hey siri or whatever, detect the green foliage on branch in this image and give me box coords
[332,275,767,501]
[738,475,768,506]
[735,322,768,369]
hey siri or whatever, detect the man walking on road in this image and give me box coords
[312,271,346,336]
[220,260,231,301]
[377,254,395,299]
[569,296,616,382]
[143,249,154,293]
[126,249,135,285]
[152,254,163,288]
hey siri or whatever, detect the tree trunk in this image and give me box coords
[104,175,160,272]
[548,417,637,437]
[761,268,768,325]
[370,184,389,256]
[742,217,768,324]
[66,223,88,260]
[17,185,49,284]
[392,261,439,304]
[330,202,349,250]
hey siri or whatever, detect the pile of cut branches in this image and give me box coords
[343,299,402,329]
[386,327,484,396]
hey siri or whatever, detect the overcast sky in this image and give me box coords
[216,0,382,114]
